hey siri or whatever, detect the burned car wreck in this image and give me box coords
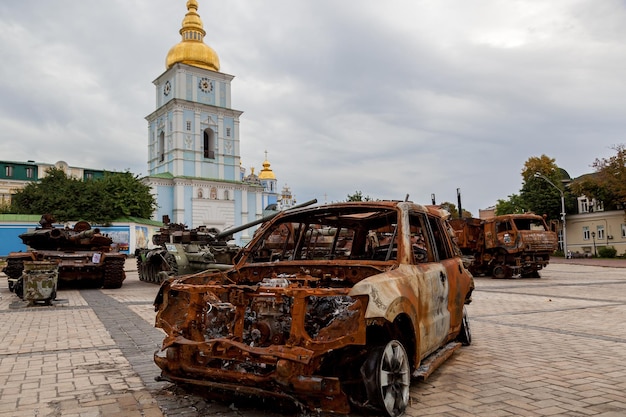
[154,201,474,416]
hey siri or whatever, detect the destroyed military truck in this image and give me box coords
[2,215,126,293]
[449,213,558,279]
[136,199,318,284]
[153,200,474,417]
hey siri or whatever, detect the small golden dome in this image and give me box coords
[166,0,220,71]
[258,159,276,180]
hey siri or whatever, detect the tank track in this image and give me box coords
[136,251,178,284]
[102,257,126,289]
[137,255,161,284]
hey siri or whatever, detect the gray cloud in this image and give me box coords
[1,0,625,215]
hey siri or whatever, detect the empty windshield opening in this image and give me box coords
[248,209,399,262]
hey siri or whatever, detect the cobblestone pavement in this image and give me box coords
[0,259,625,416]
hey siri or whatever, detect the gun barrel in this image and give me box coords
[215,199,318,240]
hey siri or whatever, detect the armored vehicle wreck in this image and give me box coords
[136,200,318,284]
[3,215,126,292]
[153,200,474,416]
[135,223,240,284]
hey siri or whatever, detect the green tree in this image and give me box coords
[10,168,156,224]
[519,155,572,222]
[346,190,372,202]
[570,144,626,212]
[495,193,527,215]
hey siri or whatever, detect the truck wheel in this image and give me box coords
[493,265,506,279]
[456,307,471,346]
[361,339,410,417]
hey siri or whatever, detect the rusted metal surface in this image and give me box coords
[2,215,126,292]
[154,200,474,416]
[450,213,558,279]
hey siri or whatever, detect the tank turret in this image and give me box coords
[135,199,318,283]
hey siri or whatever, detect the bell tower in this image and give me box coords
[143,0,264,241]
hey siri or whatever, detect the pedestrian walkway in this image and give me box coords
[1,259,625,416]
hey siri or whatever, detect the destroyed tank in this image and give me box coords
[135,199,318,284]
[135,222,241,284]
[3,215,126,292]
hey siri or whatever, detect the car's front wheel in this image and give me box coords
[361,339,411,417]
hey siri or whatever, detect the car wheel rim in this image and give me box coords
[379,340,410,416]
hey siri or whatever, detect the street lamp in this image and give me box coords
[534,172,567,255]
[591,231,597,257]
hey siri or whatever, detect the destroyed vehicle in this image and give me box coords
[3,216,126,292]
[154,201,474,417]
[449,213,558,279]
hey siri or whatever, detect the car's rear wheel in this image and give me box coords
[361,339,410,417]
[457,307,471,346]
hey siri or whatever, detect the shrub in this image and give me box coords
[598,246,617,258]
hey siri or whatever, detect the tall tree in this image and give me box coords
[570,144,626,212]
[495,193,527,215]
[519,155,569,221]
[10,168,156,224]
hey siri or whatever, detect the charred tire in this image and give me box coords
[456,307,472,346]
[492,264,509,279]
[361,340,410,417]
[15,277,24,299]
[521,269,541,278]
[103,258,125,289]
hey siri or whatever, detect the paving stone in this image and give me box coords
[1,260,626,416]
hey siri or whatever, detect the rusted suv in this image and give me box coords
[154,201,474,416]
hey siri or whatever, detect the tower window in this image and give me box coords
[226,128,231,137]
[159,132,165,162]
[203,128,215,159]
[186,121,192,131]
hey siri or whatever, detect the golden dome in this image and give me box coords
[165,0,220,71]
[258,159,276,180]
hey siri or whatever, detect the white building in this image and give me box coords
[143,0,279,245]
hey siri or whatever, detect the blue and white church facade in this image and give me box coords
[143,0,278,244]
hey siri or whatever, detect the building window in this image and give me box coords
[597,225,605,240]
[582,226,590,240]
[203,128,215,159]
[5,166,13,177]
[226,127,231,137]
[158,132,165,162]
[85,173,93,180]
[594,200,604,212]
[579,198,589,213]
[186,121,191,131]
[622,224,626,238]
[26,167,33,178]
[223,190,229,200]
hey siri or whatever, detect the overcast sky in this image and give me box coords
[1,1,625,216]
